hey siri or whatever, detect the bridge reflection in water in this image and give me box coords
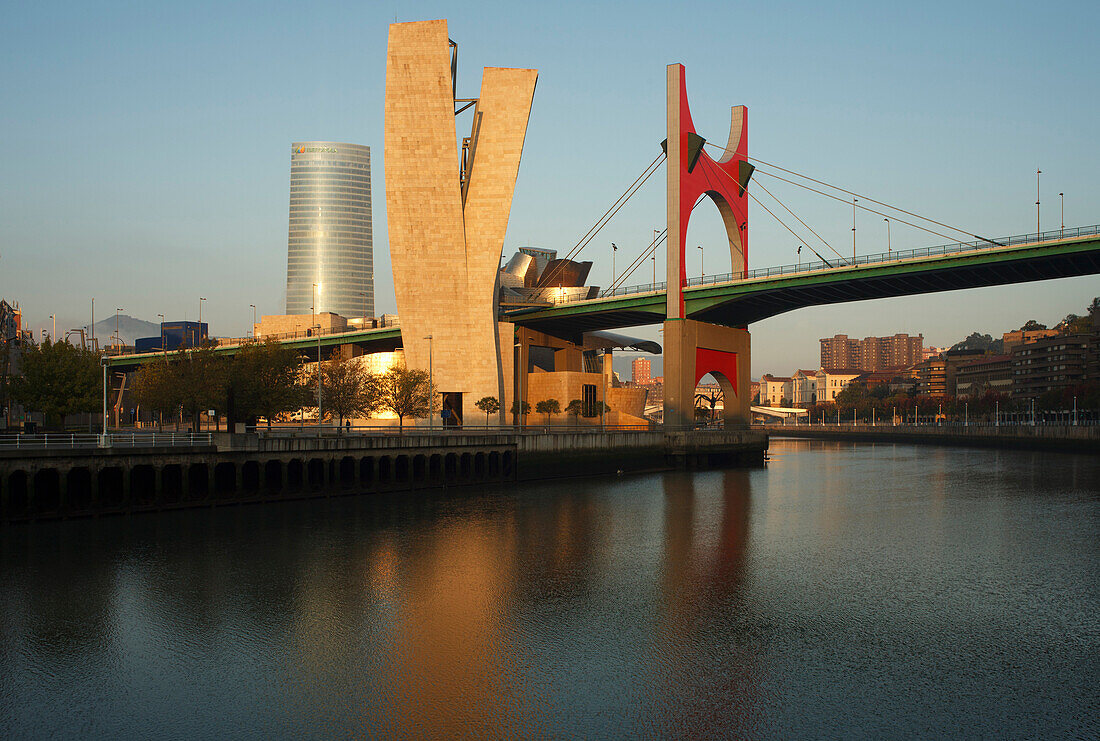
[1,442,1097,738]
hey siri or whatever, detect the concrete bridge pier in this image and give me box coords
[664,318,751,428]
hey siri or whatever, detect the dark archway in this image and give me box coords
[162,465,183,503]
[130,465,157,507]
[33,469,61,515]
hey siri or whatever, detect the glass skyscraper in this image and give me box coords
[286,141,374,318]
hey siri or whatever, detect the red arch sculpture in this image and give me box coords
[665,64,752,320]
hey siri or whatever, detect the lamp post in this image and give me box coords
[611,242,617,288]
[198,296,206,339]
[1035,169,1041,234]
[1059,192,1064,235]
[653,229,659,285]
[157,314,165,354]
[884,217,891,257]
[91,297,95,350]
[115,308,123,354]
[250,304,256,337]
[424,335,434,433]
[698,244,704,279]
[49,314,55,341]
[312,283,321,430]
[852,197,858,263]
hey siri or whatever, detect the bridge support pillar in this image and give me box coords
[664,318,750,429]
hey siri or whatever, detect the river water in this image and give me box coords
[1,439,1097,738]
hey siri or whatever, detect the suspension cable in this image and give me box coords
[704,143,1003,246]
[606,196,713,292]
[539,153,665,288]
[705,159,977,247]
[750,177,844,262]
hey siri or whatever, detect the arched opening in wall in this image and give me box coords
[460,453,472,481]
[307,459,325,491]
[695,368,737,427]
[340,457,356,488]
[66,467,93,513]
[162,465,183,503]
[242,461,260,493]
[395,455,410,484]
[130,465,157,507]
[378,456,392,484]
[444,453,458,483]
[264,460,282,494]
[502,450,515,478]
[694,372,726,426]
[186,464,209,501]
[429,454,442,482]
[474,452,486,479]
[6,470,29,519]
[215,462,237,497]
[99,467,125,508]
[359,457,375,487]
[683,190,747,287]
[488,451,500,477]
[412,455,426,483]
[33,469,61,515]
[287,459,303,491]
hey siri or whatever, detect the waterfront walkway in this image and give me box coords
[759,423,1099,452]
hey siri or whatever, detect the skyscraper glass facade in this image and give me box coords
[286,142,374,318]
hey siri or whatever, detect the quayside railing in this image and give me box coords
[0,433,214,450]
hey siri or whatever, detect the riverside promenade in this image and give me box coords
[0,428,766,523]
[759,423,1099,452]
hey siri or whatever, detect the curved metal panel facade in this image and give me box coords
[286,141,374,319]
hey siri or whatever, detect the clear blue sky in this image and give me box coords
[2,0,1097,376]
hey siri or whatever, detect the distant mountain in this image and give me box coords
[91,315,160,346]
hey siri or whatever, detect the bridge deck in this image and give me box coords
[107,227,1100,369]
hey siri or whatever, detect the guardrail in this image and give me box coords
[593,223,1100,300]
[0,433,214,450]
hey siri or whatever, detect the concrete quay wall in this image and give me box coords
[0,430,767,523]
[762,424,1099,452]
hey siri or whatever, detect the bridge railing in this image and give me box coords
[0,433,214,450]
[593,223,1099,300]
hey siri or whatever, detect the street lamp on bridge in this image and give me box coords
[884,217,891,256]
[1036,169,1042,234]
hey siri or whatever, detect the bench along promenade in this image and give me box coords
[759,423,1099,452]
[0,428,767,524]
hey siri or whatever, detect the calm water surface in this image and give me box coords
[1,439,1098,738]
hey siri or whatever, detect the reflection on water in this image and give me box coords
[1,440,1097,738]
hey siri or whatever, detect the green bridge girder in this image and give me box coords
[506,233,1100,337]
[107,233,1100,370]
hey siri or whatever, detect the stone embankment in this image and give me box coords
[760,424,1098,452]
[0,429,767,523]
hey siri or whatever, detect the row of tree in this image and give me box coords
[950,296,1098,352]
[133,340,440,430]
[802,382,1100,423]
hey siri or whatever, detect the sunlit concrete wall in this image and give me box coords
[384,20,536,424]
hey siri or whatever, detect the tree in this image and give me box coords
[379,365,433,431]
[535,398,560,425]
[951,332,994,352]
[13,338,100,427]
[564,399,583,424]
[173,346,229,431]
[510,399,531,424]
[474,396,500,426]
[231,338,309,428]
[1019,319,1047,332]
[308,354,380,427]
[133,359,179,430]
